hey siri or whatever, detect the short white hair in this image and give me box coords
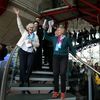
[26,23,34,30]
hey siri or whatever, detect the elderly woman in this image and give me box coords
[13,8,39,91]
[44,25,76,100]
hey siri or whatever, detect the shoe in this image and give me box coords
[26,90,31,94]
[52,91,59,99]
[22,91,26,94]
[61,92,65,100]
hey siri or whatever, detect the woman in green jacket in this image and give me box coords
[44,25,76,100]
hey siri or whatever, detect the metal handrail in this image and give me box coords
[0,46,100,100]
[70,53,100,100]
[70,53,100,75]
[0,46,18,100]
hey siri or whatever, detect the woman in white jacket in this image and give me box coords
[13,8,39,93]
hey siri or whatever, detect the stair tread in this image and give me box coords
[12,83,54,87]
[15,76,53,81]
[32,71,53,75]
[6,93,76,100]
[11,86,70,91]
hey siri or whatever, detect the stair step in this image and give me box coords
[11,86,54,91]
[11,82,70,91]
[11,86,70,91]
[28,74,53,78]
[15,73,53,81]
[15,76,53,81]
[6,93,76,100]
[15,75,79,83]
[32,71,53,75]
[42,63,49,66]
[15,76,78,82]
[16,70,53,76]
[42,66,49,69]
[12,83,54,87]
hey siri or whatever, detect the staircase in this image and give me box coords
[6,93,76,100]
[2,38,100,100]
[5,56,76,100]
[0,47,77,100]
[7,68,76,100]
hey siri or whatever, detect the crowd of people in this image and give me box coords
[67,26,100,46]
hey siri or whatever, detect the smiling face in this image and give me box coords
[28,27,34,33]
[34,22,38,28]
[33,21,39,31]
[55,27,65,36]
[26,23,34,34]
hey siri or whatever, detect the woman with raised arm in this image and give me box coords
[13,8,39,94]
[44,25,76,100]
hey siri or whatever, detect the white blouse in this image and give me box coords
[16,16,39,53]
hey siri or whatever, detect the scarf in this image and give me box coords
[27,32,35,41]
[55,35,65,51]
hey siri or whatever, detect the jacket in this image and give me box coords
[16,16,39,51]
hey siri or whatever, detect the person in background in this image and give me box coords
[13,8,39,93]
[94,62,99,70]
[4,46,13,62]
[95,65,100,85]
[33,20,43,70]
[0,44,8,89]
[42,18,55,71]
[35,17,40,22]
[44,25,76,100]
[94,63,100,100]
[0,44,8,61]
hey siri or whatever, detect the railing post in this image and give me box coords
[88,68,92,100]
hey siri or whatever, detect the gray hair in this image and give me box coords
[26,23,34,30]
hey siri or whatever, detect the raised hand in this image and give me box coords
[13,7,19,15]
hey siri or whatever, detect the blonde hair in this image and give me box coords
[57,24,66,33]
[58,24,65,29]
[26,23,34,30]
